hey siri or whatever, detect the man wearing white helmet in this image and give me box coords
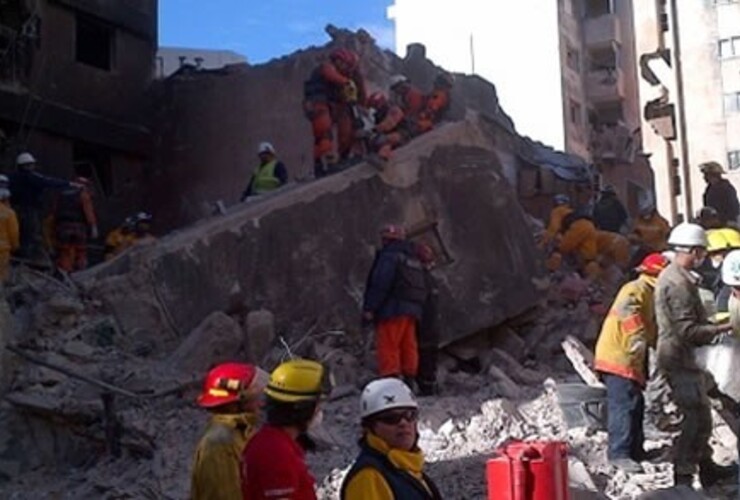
[654,222,736,488]
[721,249,740,335]
[0,175,19,283]
[340,378,441,500]
[240,142,287,201]
[9,152,74,263]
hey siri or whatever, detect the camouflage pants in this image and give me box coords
[665,370,713,475]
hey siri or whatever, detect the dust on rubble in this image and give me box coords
[0,268,738,499]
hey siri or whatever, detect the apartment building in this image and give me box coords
[389,0,653,212]
[635,0,740,223]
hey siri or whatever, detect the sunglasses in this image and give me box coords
[374,409,419,425]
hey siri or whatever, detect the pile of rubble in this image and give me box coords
[0,263,737,500]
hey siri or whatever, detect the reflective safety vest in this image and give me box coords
[252,160,281,194]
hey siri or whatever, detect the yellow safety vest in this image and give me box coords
[252,160,281,194]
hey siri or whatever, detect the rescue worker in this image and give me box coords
[595,230,631,271]
[389,75,426,137]
[104,216,136,260]
[240,142,288,201]
[132,212,155,243]
[9,152,75,263]
[416,72,454,134]
[698,227,740,312]
[53,177,98,272]
[700,161,739,226]
[0,176,19,283]
[366,91,408,162]
[191,362,269,500]
[558,212,600,279]
[544,194,574,246]
[721,249,740,338]
[340,378,442,499]
[594,253,668,473]
[363,224,427,387]
[416,243,439,397]
[630,202,670,253]
[654,222,737,488]
[696,206,722,230]
[303,48,366,177]
[593,185,629,233]
[241,359,330,500]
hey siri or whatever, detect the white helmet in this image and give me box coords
[0,174,8,187]
[0,188,9,200]
[389,74,409,89]
[667,222,708,249]
[360,378,417,419]
[257,142,275,155]
[722,250,740,286]
[16,152,36,166]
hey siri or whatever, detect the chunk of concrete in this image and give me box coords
[490,326,527,362]
[487,365,523,399]
[480,348,544,386]
[168,311,243,373]
[245,310,275,363]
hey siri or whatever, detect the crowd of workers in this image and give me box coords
[0,152,154,283]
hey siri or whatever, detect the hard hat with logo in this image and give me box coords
[257,142,275,155]
[389,74,409,89]
[667,222,708,249]
[553,194,570,206]
[197,362,269,408]
[264,359,332,403]
[706,228,740,254]
[636,253,669,277]
[360,378,418,419]
[722,250,740,286]
[16,152,36,166]
[700,161,725,175]
[380,224,406,240]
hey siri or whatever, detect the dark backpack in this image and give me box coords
[392,254,429,305]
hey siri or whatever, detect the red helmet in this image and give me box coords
[197,362,268,408]
[330,48,359,71]
[636,253,668,277]
[367,91,387,110]
[380,224,406,241]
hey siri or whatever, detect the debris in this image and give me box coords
[168,311,244,373]
[561,335,604,388]
[246,310,275,363]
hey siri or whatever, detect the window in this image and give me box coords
[75,14,114,70]
[724,92,740,114]
[729,151,740,171]
[569,99,582,126]
[719,36,740,59]
[566,45,580,72]
[584,0,614,18]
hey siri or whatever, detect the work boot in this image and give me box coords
[698,460,738,488]
[609,458,643,474]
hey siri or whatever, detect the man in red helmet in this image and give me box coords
[52,176,98,272]
[191,362,268,500]
[594,253,668,474]
[366,91,409,162]
[303,48,366,177]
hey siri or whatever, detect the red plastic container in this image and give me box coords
[486,441,569,500]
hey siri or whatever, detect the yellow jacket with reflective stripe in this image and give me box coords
[191,413,259,500]
[594,274,658,386]
[342,432,431,500]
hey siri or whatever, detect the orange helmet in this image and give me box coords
[197,362,268,408]
[330,48,359,71]
[636,253,668,277]
[381,224,406,241]
[367,91,387,110]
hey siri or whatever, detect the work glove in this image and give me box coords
[90,225,99,240]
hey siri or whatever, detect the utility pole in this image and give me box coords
[470,33,476,74]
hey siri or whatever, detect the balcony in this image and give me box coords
[584,14,621,49]
[589,121,637,165]
[586,67,626,103]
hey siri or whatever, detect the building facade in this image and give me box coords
[389,0,654,213]
[0,0,156,230]
[155,47,247,78]
[634,0,740,223]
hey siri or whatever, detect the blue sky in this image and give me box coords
[159,0,395,64]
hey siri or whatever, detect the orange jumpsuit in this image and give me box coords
[559,218,599,263]
[303,62,366,164]
[417,88,450,133]
[53,187,96,272]
[372,104,407,160]
[632,213,671,252]
[0,201,20,282]
[542,205,573,247]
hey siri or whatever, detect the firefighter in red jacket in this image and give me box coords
[53,177,98,272]
[303,48,366,178]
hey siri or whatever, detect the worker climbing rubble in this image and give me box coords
[240,142,288,201]
[340,378,442,499]
[629,200,671,254]
[363,224,428,390]
[654,222,737,489]
[365,91,408,163]
[191,362,268,500]
[52,176,98,273]
[594,253,668,473]
[104,216,136,260]
[415,72,454,135]
[542,194,573,249]
[700,161,739,227]
[241,358,331,500]
[557,210,600,279]
[0,175,19,284]
[389,75,425,132]
[303,48,366,178]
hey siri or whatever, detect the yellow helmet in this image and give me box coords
[264,359,332,403]
[706,228,740,254]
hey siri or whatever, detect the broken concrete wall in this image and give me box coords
[81,115,546,348]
